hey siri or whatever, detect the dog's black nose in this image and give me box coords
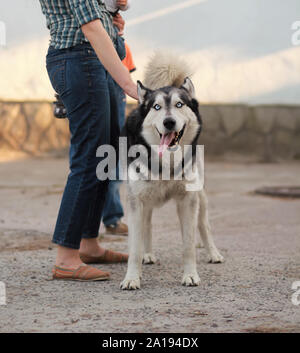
[163,117,176,130]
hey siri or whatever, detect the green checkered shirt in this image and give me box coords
[39,0,117,49]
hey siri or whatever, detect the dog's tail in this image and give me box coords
[143,51,193,90]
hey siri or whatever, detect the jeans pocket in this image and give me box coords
[46,60,66,95]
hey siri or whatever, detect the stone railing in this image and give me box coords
[0,101,300,161]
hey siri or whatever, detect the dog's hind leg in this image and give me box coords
[177,193,201,286]
[142,207,156,264]
[195,234,204,249]
[198,190,224,263]
[120,196,144,290]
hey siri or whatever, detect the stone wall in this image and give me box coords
[0,100,300,161]
[0,101,69,155]
[199,104,300,161]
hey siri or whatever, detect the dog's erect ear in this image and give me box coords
[137,80,150,104]
[181,77,195,98]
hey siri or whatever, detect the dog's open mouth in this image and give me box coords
[157,125,186,157]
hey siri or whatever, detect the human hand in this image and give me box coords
[117,0,128,8]
[124,81,138,100]
[113,13,125,36]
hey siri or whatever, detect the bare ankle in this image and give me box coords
[55,245,83,269]
[79,238,105,257]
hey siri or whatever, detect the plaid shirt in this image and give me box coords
[39,0,117,49]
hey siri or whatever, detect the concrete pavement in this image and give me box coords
[0,157,299,332]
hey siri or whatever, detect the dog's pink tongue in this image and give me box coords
[159,132,176,157]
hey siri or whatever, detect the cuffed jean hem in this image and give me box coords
[52,238,81,250]
[81,233,99,239]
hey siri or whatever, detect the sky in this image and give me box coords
[0,0,299,103]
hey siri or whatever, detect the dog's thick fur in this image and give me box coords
[143,51,193,90]
[120,53,223,290]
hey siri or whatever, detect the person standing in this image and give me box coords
[39,0,138,281]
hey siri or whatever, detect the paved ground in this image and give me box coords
[0,157,299,333]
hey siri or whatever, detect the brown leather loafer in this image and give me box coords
[105,221,128,236]
[52,264,110,281]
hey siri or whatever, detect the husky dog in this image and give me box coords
[120,53,224,290]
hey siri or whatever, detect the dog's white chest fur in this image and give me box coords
[128,178,187,206]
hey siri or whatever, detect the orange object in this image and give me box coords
[122,42,136,73]
[52,264,110,281]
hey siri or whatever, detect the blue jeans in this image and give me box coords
[102,86,126,226]
[46,43,120,249]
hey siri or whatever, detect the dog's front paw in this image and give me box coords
[143,253,157,264]
[207,250,224,263]
[181,273,201,287]
[120,278,141,290]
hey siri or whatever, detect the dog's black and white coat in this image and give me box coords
[120,53,224,290]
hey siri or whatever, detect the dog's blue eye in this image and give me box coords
[154,104,161,111]
[176,102,183,108]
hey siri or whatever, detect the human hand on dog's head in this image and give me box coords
[124,81,138,100]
